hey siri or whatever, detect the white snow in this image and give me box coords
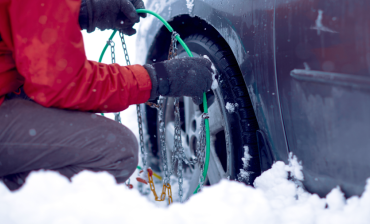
[2,159,370,223]
[286,152,304,181]
[225,102,238,113]
[237,146,252,182]
[186,0,194,14]
[326,186,346,211]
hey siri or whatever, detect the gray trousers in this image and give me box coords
[0,91,138,191]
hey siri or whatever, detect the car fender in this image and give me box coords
[136,0,290,164]
[136,0,247,67]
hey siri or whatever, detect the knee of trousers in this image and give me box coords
[101,121,139,183]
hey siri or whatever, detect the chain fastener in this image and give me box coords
[159,184,167,201]
[202,113,209,119]
[148,171,172,204]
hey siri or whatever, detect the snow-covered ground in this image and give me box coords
[1,159,370,223]
[2,25,370,224]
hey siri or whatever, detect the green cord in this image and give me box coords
[136,9,173,32]
[99,9,211,195]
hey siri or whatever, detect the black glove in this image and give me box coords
[79,0,146,35]
[144,58,214,105]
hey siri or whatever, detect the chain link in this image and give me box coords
[166,183,173,204]
[168,31,178,60]
[108,40,116,64]
[119,32,131,66]
[197,114,208,189]
[157,97,170,184]
[173,98,183,201]
[148,171,172,204]
[107,39,123,126]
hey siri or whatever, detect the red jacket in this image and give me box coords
[0,0,152,112]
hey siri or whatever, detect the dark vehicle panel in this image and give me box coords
[275,0,370,196]
[138,0,370,197]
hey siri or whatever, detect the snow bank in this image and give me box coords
[2,159,370,224]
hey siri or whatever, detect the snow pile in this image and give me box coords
[2,158,370,223]
[237,146,252,182]
[225,102,238,113]
[286,152,304,181]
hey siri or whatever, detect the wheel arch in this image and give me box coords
[145,15,224,64]
[136,0,249,69]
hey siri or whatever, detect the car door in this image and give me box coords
[275,0,370,197]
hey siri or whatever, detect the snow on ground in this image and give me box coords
[1,160,370,224]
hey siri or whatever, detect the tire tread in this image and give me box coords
[183,33,261,185]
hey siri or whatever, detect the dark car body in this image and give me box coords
[136,0,370,197]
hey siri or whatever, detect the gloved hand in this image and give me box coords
[82,0,146,35]
[144,57,215,105]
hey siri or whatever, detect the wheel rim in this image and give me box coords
[162,74,234,200]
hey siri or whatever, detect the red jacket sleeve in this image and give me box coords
[9,0,152,112]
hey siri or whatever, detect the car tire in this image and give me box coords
[144,32,261,198]
[180,33,261,184]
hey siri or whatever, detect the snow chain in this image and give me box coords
[108,34,147,192]
[109,30,207,203]
[148,171,173,204]
[145,33,207,202]
[119,32,148,194]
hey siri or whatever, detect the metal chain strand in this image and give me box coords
[107,39,122,124]
[119,32,131,65]
[173,98,184,202]
[153,33,181,193]
[168,34,185,202]
[108,40,116,64]
[168,31,178,60]
[168,32,205,202]
[169,33,195,202]
[157,97,170,184]
[197,113,208,190]
[114,112,122,123]
[119,31,147,194]
[177,159,183,202]
[136,105,147,168]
